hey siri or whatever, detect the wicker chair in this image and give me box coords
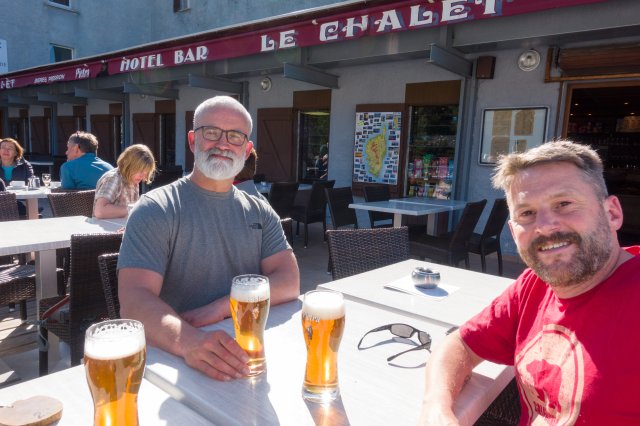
[363,185,394,228]
[474,378,521,425]
[0,192,63,320]
[98,252,120,320]
[467,198,509,275]
[290,180,335,248]
[268,182,299,219]
[325,187,358,230]
[280,217,294,246]
[326,227,410,280]
[39,232,123,374]
[409,200,487,269]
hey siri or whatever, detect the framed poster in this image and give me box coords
[479,107,548,164]
[353,111,402,185]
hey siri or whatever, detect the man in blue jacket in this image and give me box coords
[60,131,113,189]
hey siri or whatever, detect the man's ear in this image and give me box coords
[245,141,254,159]
[187,131,196,153]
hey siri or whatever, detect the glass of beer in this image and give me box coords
[301,289,345,403]
[84,319,146,426]
[229,274,270,377]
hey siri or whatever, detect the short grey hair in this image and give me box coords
[193,96,253,135]
[491,139,608,200]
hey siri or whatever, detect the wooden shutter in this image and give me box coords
[30,116,49,154]
[256,108,295,182]
[132,113,159,164]
[91,114,116,165]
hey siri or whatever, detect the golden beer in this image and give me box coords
[230,274,270,376]
[301,290,345,402]
[84,319,146,426]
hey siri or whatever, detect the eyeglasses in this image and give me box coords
[194,125,248,146]
[358,323,431,362]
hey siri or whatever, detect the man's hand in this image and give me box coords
[182,297,229,327]
[183,329,251,381]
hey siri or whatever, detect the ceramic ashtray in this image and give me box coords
[411,267,440,289]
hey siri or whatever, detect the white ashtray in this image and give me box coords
[9,181,26,188]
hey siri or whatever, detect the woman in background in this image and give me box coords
[1,138,33,186]
[93,144,156,219]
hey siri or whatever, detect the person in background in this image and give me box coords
[0,138,34,216]
[93,144,156,219]
[419,140,640,425]
[117,96,299,381]
[233,147,266,200]
[315,144,328,180]
[60,131,113,189]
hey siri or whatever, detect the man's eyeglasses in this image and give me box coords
[358,323,431,362]
[194,125,248,146]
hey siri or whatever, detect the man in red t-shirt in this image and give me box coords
[419,140,640,425]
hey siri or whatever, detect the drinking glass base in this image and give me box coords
[302,386,339,403]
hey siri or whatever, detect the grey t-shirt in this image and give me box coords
[117,177,290,312]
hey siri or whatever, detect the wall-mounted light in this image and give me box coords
[260,77,272,92]
[517,49,541,72]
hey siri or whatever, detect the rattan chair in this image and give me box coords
[0,192,63,320]
[474,378,521,425]
[326,227,410,280]
[467,198,509,275]
[409,199,487,269]
[98,252,120,320]
[280,217,294,246]
[268,182,299,219]
[39,232,123,374]
[363,185,394,228]
[325,187,358,230]
[290,180,335,248]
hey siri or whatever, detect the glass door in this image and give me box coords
[298,110,330,182]
[405,105,458,198]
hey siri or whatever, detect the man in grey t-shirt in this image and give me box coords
[118,96,300,381]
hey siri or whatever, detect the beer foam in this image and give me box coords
[84,322,145,360]
[302,291,345,320]
[231,277,270,302]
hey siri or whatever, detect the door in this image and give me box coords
[256,108,295,182]
[91,115,116,165]
[30,116,49,154]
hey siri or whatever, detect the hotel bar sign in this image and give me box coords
[1,0,607,91]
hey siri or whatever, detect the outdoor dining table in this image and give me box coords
[0,215,126,364]
[144,298,513,426]
[5,186,53,220]
[0,365,213,425]
[349,197,467,234]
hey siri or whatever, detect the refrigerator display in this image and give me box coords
[405,105,458,199]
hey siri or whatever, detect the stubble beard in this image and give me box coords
[518,207,613,288]
[194,142,245,180]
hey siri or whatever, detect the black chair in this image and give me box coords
[363,185,393,228]
[39,232,123,375]
[409,199,487,268]
[268,182,299,218]
[326,227,410,280]
[98,252,120,320]
[147,166,183,191]
[280,217,294,246]
[290,180,335,248]
[325,187,358,230]
[253,174,266,184]
[467,198,509,275]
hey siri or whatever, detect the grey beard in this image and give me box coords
[195,146,244,180]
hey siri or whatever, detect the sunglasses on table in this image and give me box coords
[357,323,432,362]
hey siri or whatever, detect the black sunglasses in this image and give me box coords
[357,323,432,362]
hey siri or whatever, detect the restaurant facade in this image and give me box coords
[1,0,639,254]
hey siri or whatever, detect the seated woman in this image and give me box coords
[1,138,34,216]
[93,144,156,219]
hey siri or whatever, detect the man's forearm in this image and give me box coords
[420,331,483,423]
[263,251,300,305]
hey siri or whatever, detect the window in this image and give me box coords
[299,111,330,182]
[173,0,190,12]
[50,44,73,63]
[48,0,70,7]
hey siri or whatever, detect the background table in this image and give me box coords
[0,365,213,425]
[144,299,513,426]
[5,186,51,220]
[319,259,514,327]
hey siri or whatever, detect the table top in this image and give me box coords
[5,186,52,199]
[0,216,126,256]
[0,365,213,426]
[144,299,513,426]
[349,199,454,216]
[319,259,514,327]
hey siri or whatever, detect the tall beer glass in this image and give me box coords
[84,319,146,426]
[230,274,270,377]
[301,289,345,403]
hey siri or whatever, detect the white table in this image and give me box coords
[349,197,467,233]
[0,216,126,364]
[319,259,513,327]
[6,186,51,220]
[144,299,513,426]
[0,365,213,425]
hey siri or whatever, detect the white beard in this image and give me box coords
[194,142,245,180]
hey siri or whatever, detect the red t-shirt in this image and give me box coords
[460,246,640,425]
